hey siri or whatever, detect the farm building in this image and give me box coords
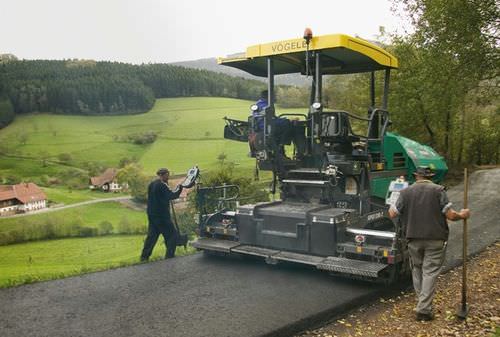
[0,183,47,216]
[89,168,126,192]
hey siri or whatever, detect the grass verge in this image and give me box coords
[0,201,146,234]
[0,235,196,288]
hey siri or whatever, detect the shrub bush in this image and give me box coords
[57,153,73,163]
[176,210,198,236]
[77,226,98,237]
[98,220,114,235]
[130,131,157,145]
[188,161,269,214]
[58,168,88,189]
[114,131,158,145]
[117,216,133,234]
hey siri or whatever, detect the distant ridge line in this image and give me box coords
[171,58,308,87]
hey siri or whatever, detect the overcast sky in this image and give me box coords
[1,0,408,64]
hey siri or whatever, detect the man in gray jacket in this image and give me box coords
[389,166,470,321]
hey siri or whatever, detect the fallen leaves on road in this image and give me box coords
[298,243,499,337]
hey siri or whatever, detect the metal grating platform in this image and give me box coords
[231,245,280,257]
[194,238,389,278]
[316,256,388,278]
[191,238,240,253]
[273,251,326,266]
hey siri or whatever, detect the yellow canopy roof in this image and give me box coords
[218,34,398,77]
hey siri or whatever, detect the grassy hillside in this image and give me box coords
[0,201,146,234]
[0,97,257,182]
[43,187,123,205]
[0,235,195,288]
[0,97,273,287]
[139,97,255,173]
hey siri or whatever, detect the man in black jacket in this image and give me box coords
[140,168,183,261]
[389,166,470,321]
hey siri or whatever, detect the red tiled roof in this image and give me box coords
[0,183,47,204]
[90,168,118,187]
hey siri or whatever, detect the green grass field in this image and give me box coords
[0,97,260,181]
[0,235,196,288]
[43,186,125,205]
[0,201,146,233]
[0,96,282,287]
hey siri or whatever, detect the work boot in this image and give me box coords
[416,312,434,321]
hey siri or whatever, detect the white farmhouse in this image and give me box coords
[0,183,47,216]
[89,168,125,192]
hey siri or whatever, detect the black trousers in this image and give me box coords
[141,220,178,260]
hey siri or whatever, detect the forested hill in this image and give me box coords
[0,59,265,127]
[172,57,308,87]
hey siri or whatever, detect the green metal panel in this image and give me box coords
[369,132,448,199]
[385,132,448,181]
[370,176,397,200]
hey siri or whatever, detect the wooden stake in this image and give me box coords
[457,167,469,319]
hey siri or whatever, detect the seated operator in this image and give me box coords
[248,90,269,156]
[249,90,300,158]
[251,90,268,132]
[252,90,293,131]
[255,90,269,113]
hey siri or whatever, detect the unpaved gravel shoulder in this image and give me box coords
[298,242,499,337]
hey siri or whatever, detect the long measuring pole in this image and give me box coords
[457,167,469,319]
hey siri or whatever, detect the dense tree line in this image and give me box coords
[0,59,265,125]
[388,0,499,166]
[274,0,499,167]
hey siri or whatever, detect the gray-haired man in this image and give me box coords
[389,166,470,321]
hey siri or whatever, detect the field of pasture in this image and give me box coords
[0,97,258,181]
[0,235,195,288]
[0,97,287,287]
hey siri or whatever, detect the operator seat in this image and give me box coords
[320,111,354,155]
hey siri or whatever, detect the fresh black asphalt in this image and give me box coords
[1,169,498,337]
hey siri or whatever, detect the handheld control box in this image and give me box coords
[181,166,200,188]
[385,177,409,207]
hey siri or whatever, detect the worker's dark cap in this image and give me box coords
[413,166,435,177]
[156,168,169,176]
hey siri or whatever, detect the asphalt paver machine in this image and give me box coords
[192,30,448,283]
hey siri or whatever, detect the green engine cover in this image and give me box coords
[370,132,448,199]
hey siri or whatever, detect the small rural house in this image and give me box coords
[0,183,47,216]
[89,168,125,192]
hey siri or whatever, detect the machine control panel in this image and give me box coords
[385,176,409,206]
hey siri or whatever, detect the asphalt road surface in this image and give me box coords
[1,169,499,337]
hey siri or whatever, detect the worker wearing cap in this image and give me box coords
[389,166,470,321]
[140,168,183,261]
[255,90,268,114]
